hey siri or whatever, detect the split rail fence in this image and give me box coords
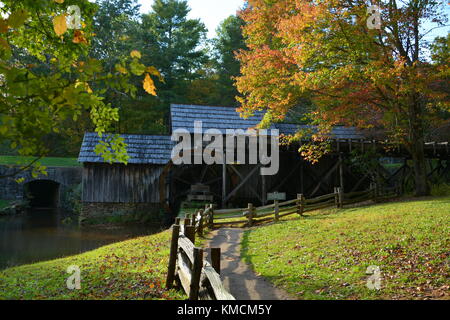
[199,184,400,228]
[167,184,399,299]
[165,214,235,300]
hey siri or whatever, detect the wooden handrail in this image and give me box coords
[165,218,235,300]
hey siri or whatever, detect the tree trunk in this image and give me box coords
[409,98,430,197]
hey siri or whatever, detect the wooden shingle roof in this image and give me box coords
[78,132,173,164]
[78,104,363,164]
[170,104,362,139]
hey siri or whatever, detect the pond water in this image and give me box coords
[0,209,163,270]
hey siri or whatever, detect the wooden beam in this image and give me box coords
[222,162,227,208]
[270,160,302,192]
[339,153,344,192]
[225,165,262,203]
[262,173,267,205]
[310,160,341,197]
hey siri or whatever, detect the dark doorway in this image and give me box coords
[24,180,60,208]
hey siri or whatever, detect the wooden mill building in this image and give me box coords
[78,104,450,221]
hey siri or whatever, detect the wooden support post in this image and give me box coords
[339,154,345,193]
[247,203,254,227]
[184,217,191,228]
[222,162,227,208]
[185,225,196,244]
[165,224,180,289]
[334,187,339,208]
[371,182,378,202]
[300,160,304,194]
[297,194,305,216]
[189,247,203,300]
[211,248,221,275]
[337,187,343,208]
[262,174,267,205]
[274,200,279,222]
[175,217,181,225]
[208,204,214,228]
[197,209,204,237]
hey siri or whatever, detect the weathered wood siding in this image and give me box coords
[82,163,164,203]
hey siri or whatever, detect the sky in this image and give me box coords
[138,0,245,38]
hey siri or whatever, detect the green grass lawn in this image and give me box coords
[0,230,186,300]
[241,197,450,300]
[0,156,80,167]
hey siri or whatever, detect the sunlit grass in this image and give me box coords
[0,230,186,300]
[0,156,80,167]
[241,197,450,300]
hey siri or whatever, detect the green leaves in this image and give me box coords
[129,59,146,76]
[7,9,29,29]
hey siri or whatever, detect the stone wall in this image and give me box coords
[0,165,82,207]
[80,202,166,225]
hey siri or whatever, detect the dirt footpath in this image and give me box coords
[205,227,293,300]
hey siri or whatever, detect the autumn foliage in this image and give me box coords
[236,0,449,195]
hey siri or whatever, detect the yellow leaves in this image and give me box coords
[53,14,67,36]
[143,73,157,96]
[75,80,93,94]
[54,0,65,3]
[146,66,164,83]
[130,50,141,59]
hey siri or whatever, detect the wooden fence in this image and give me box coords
[199,184,400,228]
[165,215,235,300]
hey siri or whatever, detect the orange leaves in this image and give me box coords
[73,30,88,44]
[0,19,7,33]
[143,73,157,96]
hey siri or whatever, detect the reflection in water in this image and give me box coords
[0,209,162,270]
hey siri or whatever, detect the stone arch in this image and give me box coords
[24,179,61,208]
[0,166,82,208]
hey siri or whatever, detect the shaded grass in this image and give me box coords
[0,199,11,210]
[0,156,80,167]
[241,197,450,300]
[0,230,186,300]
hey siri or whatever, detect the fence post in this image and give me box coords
[211,247,221,275]
[165,224,180,289]
[334,187,339,208]
[197,209,204,237]
[274,200,279,222]
[184,215,191,228]
[208,204,214,228]
[185,225,196,244]
[247,203,254,227]
[371,182,379,202]
[337,187,344,208]
[297,194,305,216]
[189,247,203,300]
